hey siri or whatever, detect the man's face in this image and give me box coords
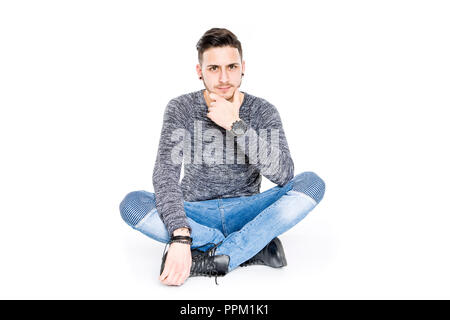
[196,46,245,101]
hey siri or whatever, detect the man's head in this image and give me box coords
[196,28,245,100]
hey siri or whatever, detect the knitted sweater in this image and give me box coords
[152,89,294,236]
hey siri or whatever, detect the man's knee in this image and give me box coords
[291,171,326,204]
[119,190,156,228]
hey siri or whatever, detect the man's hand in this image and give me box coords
[206,89,243,130]
[159,242,192,286]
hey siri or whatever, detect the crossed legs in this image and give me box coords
[120,171,326,272]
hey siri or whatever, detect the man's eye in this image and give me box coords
[210,66,217,71]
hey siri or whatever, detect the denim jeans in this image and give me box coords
[120,171,325,272]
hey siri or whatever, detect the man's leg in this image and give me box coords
[215,171,326,271]
[119,190,225,248]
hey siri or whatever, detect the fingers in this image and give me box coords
[232,88,241,105]
[209,92,220,101]
[165,271,188,286]
[159,264,169,282]
[209,89,240,106]
[160,266,178,286]
[159,263,189,286]
[165,271,177,286]
[174,271,189,286]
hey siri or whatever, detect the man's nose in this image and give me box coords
[219,69,230,82]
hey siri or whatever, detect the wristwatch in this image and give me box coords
[230,119,248,136]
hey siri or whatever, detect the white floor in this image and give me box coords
[2,184,449,300]
[1,0,450,300]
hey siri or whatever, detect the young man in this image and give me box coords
[120,28,326,286]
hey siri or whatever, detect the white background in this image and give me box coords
[1,0,449,299]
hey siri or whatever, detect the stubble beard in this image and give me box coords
[201,77,243,102]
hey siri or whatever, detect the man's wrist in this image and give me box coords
[172,227,190,237]
[228,118,248,136]
[226,117,241,131]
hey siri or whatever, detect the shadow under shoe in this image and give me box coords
[160,241,230,285]
[240,237,288,268]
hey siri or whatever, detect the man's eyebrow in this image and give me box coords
[206,63,240,67]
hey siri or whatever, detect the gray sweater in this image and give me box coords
[152,89,294,236]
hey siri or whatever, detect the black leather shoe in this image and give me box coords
[160,241,230,285]
[240,237,287,268]
[190,251,230,278]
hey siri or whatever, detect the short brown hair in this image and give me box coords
[196,28,243,65]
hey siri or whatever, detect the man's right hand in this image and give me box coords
[159,229,192,286]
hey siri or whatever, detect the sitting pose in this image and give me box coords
[120,28,326,286]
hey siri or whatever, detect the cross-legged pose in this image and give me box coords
[120,28,326,286]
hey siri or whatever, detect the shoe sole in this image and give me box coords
[272,237,288,267]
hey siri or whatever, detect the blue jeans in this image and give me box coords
[120,171,326,272]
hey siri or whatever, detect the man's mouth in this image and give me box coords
[217,86,231,91]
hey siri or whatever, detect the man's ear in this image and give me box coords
[196,64,202,78]
[241,60,245,75]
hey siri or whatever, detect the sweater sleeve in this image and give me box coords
[152,99,191,236]
[232,102,295,186]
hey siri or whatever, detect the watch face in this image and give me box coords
[232,120,247,135]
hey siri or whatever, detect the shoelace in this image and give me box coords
[191,241,223,285]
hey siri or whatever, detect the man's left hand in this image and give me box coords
[206,89,242,131]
